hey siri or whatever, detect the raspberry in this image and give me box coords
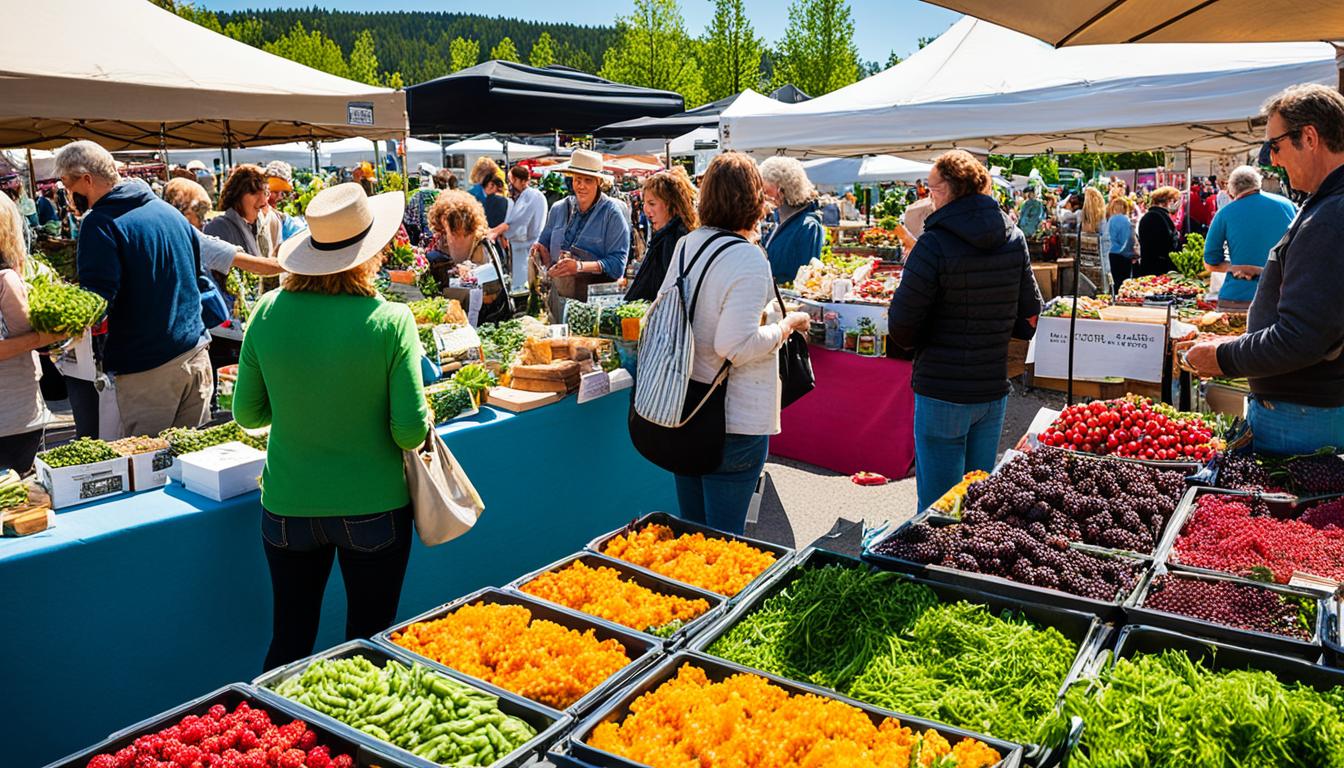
[277,749,306,768]
[235,730,259,751]
[238,750,267,768]
[173,745,203,767]
[207,705,227,721]
[200,736,223,756]
[296,730,317,751]
[303,746,331,768]
[329,756,352,768]
[88,756,119,768]
[180,723,207,745]
[134,754,158,768]
[114,747,138,768]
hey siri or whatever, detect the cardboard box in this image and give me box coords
[127,449,175,492]
[179,442,266,502]
[34,455,131,509]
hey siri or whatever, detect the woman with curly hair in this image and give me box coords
[625,167,698,302]
[759,156,825,284]
[425,190,514,325]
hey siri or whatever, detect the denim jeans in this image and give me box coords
[674,433,769,535]
[913,394,1008,511]
[1248,397,1344,456]
[260,504,414,670]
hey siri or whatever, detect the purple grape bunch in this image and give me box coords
[1284,454,1344,495]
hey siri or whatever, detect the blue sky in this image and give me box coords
[199,0,964,64]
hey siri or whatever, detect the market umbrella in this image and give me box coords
[803,155,934,189]
[442,137,551,161]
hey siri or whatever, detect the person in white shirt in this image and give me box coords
[490,165,547,290]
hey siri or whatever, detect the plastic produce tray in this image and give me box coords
[583,511,795,603]
[252,639,570,768]
[563,650,1024,768]
[690,546,1102,768]
[505,551,727,649]
[1326,599,1343,668]
[862,511,1149,621]
[44,684,410,768]
[1124,566,1330,662]
[374,588,661,718]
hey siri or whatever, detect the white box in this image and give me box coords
[178,442,266,502]
[126,449,175,492]
[34,455,131,509]
[1032,316,1167,383]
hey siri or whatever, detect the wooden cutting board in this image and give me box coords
[485,387,563,412]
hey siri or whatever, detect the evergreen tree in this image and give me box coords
[529,31,557,67]
[347,30,381,85]
[263,22,349,79]
[700,0,764,101]
[224,17,265,47]
[772,0,861,96]
[449,37,481,71]
[557,41,596,73]
[600,0,705,107]
[490,36,521,62]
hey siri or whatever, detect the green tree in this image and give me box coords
[223,17,265,47]
[772,0,861,96]
[600,0,706,106]
[917,35,936,49]
[490,36,521,62]
[557,41,596,72]
[263,22,349,78]
[448,36,481,71]
[384,71,405,89]
[530,31,557,67]
[347,30,381,85]
[886,50,902,68]
[699,0,764,101]
[154,0,224,33]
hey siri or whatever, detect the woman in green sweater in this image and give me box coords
[234,183,430,670]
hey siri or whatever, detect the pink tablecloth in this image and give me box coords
[771,345,916,479]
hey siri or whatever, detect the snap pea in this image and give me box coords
[37,437,119,469]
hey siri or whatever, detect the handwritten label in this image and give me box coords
[576,370,611,404]
[1034,317,1166,383]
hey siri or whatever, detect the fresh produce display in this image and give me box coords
[1280,451,1344,495]
[477,319,529,367]
[389,602,632,709]
[108,436,170,456]
[1141,573,1316,640]
[586,664,1003,768]
[37,437,119,468]
[77,701,355,768]
[269,655,537,766]
[1171,233,1207,280]
[851,276,895,302]
[385,240,417,270]
[450,364,495,400]
[931,470,989,516]
[1061,650,1344,767]
[1212,453,1278,491]
[791,254,882,301]
[1038,395,1220,462]
[1042,296,1108,319]
[1170,493,1344,583]
[409,296,450,325]
[706,564,1077,743]
[1212,451,1344,494]
[600,523,777,596]
[418,325,436,356]
[162,421,267,455]
[517,560,711,637]
[0,469,27,510]
[1179,308,1247,335]
[1116,272,1204,302]
[859,227,905,248]
[427,383,473,423]
[25,274,106,334]
[563,301,598,336]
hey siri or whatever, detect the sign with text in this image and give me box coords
[346,102,374,126]
[1034,317,1166,383]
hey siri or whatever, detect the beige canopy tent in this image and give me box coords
[0,0,406,150]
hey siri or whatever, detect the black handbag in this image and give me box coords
[773,283,815,407]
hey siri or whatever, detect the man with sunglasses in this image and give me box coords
[1185,84,1344,455]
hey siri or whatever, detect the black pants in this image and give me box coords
[65,377,100,439]
[1108,254,1135,291]
[260,504,414,671]
[0,429,43,474]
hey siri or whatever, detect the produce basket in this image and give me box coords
[44,684,409,768]
[863,512,1149,621]
[1123,565,1329,662]
[253,639,569,768]
[564,650,1024,768]
[505,551,727,648]
[584,511,795,603]
[690,547,1102,768]
[374,588,661,718]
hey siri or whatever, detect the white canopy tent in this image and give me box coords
[803,155,933,190]
[326,137,444,170]
[0,0,405,150]
[442,137,551,162]
[145,142,319,170]
[720,17,1338,157]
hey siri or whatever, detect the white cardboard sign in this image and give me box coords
[1033,317,1166,383]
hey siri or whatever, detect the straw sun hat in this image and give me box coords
[277,183,404,276]
[562,148,613,182]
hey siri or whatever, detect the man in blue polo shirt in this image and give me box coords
[1203,165,1296,310]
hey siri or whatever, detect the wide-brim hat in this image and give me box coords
[278,182,404,276]
[561,148,613,182]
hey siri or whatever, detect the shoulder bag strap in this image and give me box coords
[675,229,735,309]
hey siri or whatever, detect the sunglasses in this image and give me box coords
[1262,128,1301,157]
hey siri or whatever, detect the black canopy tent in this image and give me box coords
[591,84,811,139]
[407,61,684,135]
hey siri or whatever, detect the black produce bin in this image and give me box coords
[690,546,1100,768]
[583,511,795,602]
[1326,600,1344,668]
[252,639,570,768]
[43,684,408,768]
[565,650,1024,768]
[505,550,727,648]
[862,512,1148,621]
[1093,624,1338,690]
[1124,566,1328,662]
[373,587,661,718]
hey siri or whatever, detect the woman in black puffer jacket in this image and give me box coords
[887,150,1043,511]
[624,168,697,302]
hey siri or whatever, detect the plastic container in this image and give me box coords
[584,511,795,603]
[1124,566,1329,662]
[252,639,569,768]
[373,588,661,718]
[690,547,1103,768]
[565,651,1025,768]
[1325,599,1343,668]
[43,684,409,768]
[506,551,727,649]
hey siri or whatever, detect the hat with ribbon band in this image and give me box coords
[278,182,404,276]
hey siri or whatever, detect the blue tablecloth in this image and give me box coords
[0,393,674,768]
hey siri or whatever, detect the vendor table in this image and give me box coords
[0,393,675,768]
[770,345,915,480]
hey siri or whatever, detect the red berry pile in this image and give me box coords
[1171,493,1344,583]
[1040,396,1217,462]
[1142,573,1314,640]
[1300,497,1344,529]
[84,701,353,768]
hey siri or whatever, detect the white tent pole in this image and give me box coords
[1185,146,1193,232]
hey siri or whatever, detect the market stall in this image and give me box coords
[0,393,675,768]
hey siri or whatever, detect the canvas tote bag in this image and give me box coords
[404,428,485,546]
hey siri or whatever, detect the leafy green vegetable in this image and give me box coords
[408,296,449,325]
[416,269,440,299]
[564,300,598,336]
[428,384,473,423]
[452,363,495,396]
[26,275,106,334]
[161,421,265,455]
[1172,233,1207,280]
[38,437,119,468]
[478,319,527,369]
[417,325,435,357]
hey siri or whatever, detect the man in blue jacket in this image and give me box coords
[55,140,210,437]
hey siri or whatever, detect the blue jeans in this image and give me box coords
[674,434,769,535]
[1248,397,1344,456]
[914,394,1008,511]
